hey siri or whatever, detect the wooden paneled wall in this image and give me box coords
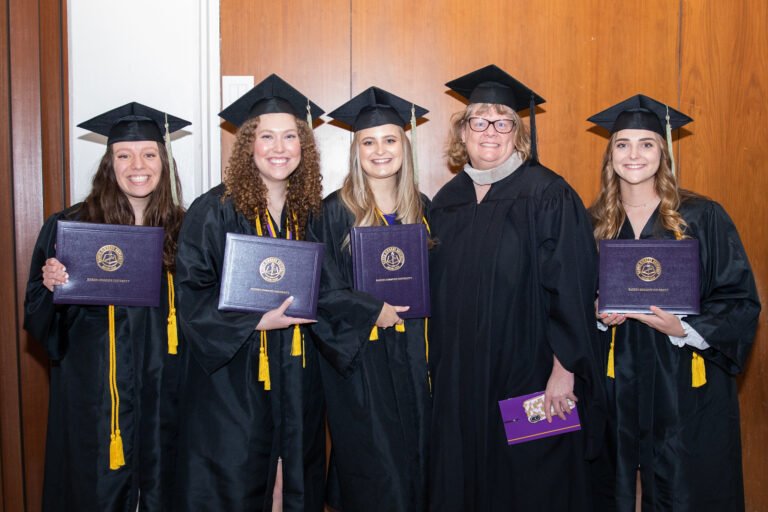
[0,0,67,510]
[222,0,766,509]
[1,1,764,510]
[679,3,768,508]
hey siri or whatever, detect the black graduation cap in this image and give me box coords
[588,94,693,136]
[327,86,428,131]
[446,64,546,162]
[78,102,190,145]
[445,64,545,112]
[218,74,324,127]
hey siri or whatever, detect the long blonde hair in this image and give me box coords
[591,131,688,241]
[445,103,532,172]
[339,126,424,229]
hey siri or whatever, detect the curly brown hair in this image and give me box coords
[445,103,532,172]
[79,143,185,271]
[223,115,322,238]
[590,131,690,241]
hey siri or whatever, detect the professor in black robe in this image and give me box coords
[428,65,605,511]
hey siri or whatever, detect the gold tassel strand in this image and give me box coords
[291,324,302,357]
[167,272,178,355]
[607,326,616,378]
[258,330,271,391]
[691,352,707,388]
[108,305,125,469]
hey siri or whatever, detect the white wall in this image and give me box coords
[68,0,220,206]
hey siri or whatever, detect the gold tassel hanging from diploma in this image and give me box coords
[167,272,178,354]
[108,305,125,469]
[607,326,616,378]
[691,352,706,387]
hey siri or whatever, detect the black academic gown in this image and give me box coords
[306,191,431,512]
[428,163,605,511]
[173,183,325,512]
[23,204,181,512]
[591,196,760,512]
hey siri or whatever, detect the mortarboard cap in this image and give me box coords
[77,102,190,145]
[445,64,545,112]
[327,86,428,131]
[588,94,693,136]
[218,74,324,127]
[446,64,546,162]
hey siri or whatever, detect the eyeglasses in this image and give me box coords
[467,117,516,134]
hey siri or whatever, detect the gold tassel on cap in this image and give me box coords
[258,330,271,391]
[164,113,179,207]
[108,305,125,470]
[607,326,616,378]
[410,104,419,184]
[665,105,676,177]
[167,272,178,355]
[692,352,707,387]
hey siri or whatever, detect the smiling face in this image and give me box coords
[112,140,163,211]
[611,129,662,188]
[357,123,404,183]
[461,104,517,170]
[252,113,301,187]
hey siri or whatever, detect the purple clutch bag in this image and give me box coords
[53,221,164,307]
[598,239,700,314]
[498,391,581,446]
[218,233,324,319]
[350,224,430,319]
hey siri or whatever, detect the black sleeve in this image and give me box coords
[306,201,383,377]
[175,194,263,374]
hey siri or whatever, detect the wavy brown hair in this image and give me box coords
[591,131,690,241]
[79,143,185,271]
[445,103,532,172]
[222,115,322,238]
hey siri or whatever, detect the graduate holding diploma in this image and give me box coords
[307,87,431,511]
[173,75,325,511]
[589,94,761,510]
[24,102,189,511]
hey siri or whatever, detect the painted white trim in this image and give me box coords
[200,0,222,193]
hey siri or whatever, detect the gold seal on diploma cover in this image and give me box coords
[96,245,124,272]
[635,257,662,282]
[381,246,405,272]
[259,257,286,283]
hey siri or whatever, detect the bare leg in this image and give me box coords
[272,457,283,512]
[635,469,642,511]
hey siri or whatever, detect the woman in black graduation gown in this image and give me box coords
[428,65,605,511]
[307,87,431,511]
[589,95,761,511]
[24,102,189,511]
[173,75,325,511]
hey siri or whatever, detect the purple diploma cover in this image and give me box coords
[53,221,164,307]
[598,239,700,314]
[350,224,430,319]
[498,391,581,446]
[218,233,324,319]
